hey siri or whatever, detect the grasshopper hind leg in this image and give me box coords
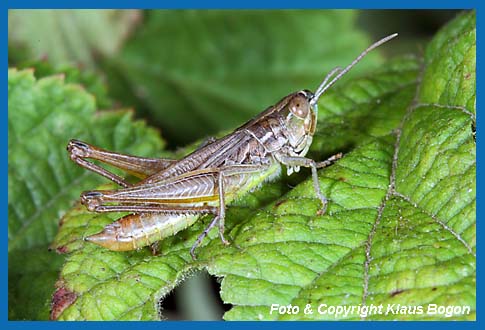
[67,139,176,187]
[83,165,263,258]
[68,140,131,187]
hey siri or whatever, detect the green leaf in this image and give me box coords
[420,11,476,114]
[222,11,475,321]
[105,10,383,144]
[14,61,114,109]
[8,10,141,68]
[8,68,165,319]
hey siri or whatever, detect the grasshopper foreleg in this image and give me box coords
[276,152,342,215]
[315,153,343,169]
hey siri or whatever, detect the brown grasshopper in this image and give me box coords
[67,33,397,259]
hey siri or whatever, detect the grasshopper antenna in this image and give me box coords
[310,33,398,106]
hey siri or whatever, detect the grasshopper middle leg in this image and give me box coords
[190,171,229,259]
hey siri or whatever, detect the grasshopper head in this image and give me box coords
[284,90,317,156]
[284,33,399,156]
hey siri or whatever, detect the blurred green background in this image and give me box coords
[8,9,459,149]
[8,9,462,320]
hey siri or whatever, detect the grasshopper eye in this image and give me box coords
[289,94,310,119]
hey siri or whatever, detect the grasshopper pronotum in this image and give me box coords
[68,33,397,259]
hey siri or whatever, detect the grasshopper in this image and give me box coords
[67,33,397,259]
